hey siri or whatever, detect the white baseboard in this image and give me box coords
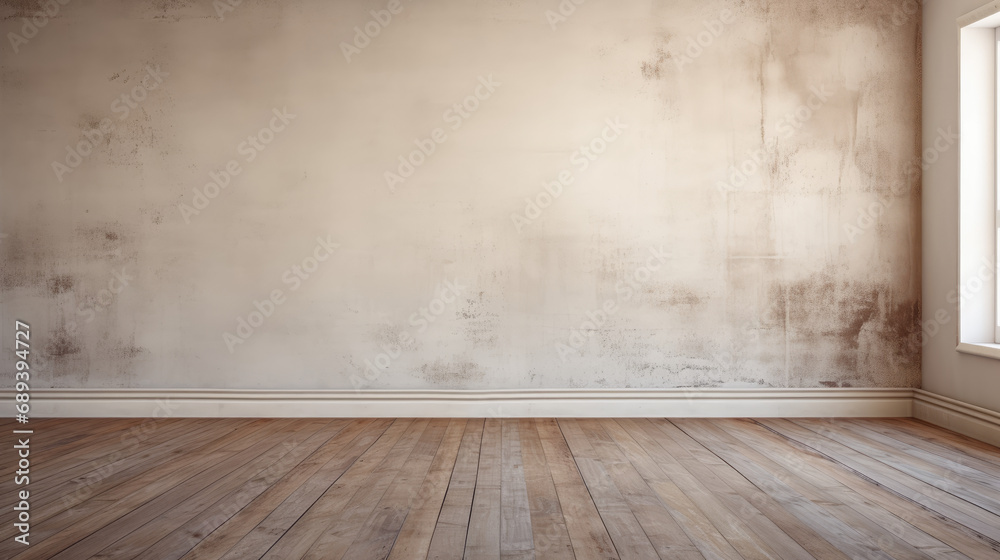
[3,388,914,418]
[913,389,1000,448]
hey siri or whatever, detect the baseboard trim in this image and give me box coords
[3,388,915,418]
[913,389,1000,448]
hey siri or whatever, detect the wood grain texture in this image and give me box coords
[8,418,1000,559]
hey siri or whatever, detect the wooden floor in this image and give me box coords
[3,418,1000,559]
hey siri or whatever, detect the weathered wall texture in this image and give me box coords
[0,0,921,390]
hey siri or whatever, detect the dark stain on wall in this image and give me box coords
[47,328,82,357]
[460,291,500,348]
[150,0,192,21]
[372,322,415,353]
[641,49,669,80]
[659,285,703,307]
[114,344,145,359]
[47,274,75,294]
[139,206,165,226]
[819,380,854,387]
[419,357,485,386]
[0,0,42,19]
[76,223,132,261]
[780,269,919,386]
[78,114,112,141]
[1,232,49,289]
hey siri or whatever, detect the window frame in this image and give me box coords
[957,2,1000,359]
[996,26,1000,344]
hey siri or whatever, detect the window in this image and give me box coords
[996,26,1000,344]
[958,3,1000,358]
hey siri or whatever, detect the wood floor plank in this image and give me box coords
[28,418,231,512]
[851,419,1000,482]
[518,419,575,560]
[135,419,359,560]
[0,418,240,542]
[620,418,819,560]
[693,419,938,560]
[751,419,1000,559]
[387,419,467,560]
[466,417,503,560]
[276,418,430,560]
[95,419,344,560]
[646,418,848,560]
[610,418,774,560]
[501,419,535,560]
[714,418,970,560]
[788,419,1000,540]
[11,417,1000,560]
[0,418,191,511]
[558,419,659,560]
[837,419,1000,501]
[579,419,706,560]
[0,418,275,559]
[795,419,1000,517]
[426,419,485,560]
[1,418,136,482]
[757,419,1000,545]
[535,419,619,560]
[640,417,801,559]
[674,419,898,560]
[11,419,259,549]
[3,418,114,460]
[250,418,414,560]
[216,418,390,560]
[339,419,456,559]
[15,419,297,560]
[180,418,399,560]
[885,418,1000,463]
[50,419,305,560]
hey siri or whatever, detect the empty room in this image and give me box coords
[3,0,1000,558]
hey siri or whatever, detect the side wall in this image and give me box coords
[923,0,1000,413]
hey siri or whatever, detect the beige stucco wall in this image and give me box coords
[0,0,921,390]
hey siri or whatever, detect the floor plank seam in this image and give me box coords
[242,419,389,560]
[554,418,623,560]
[751,419,1000,553]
